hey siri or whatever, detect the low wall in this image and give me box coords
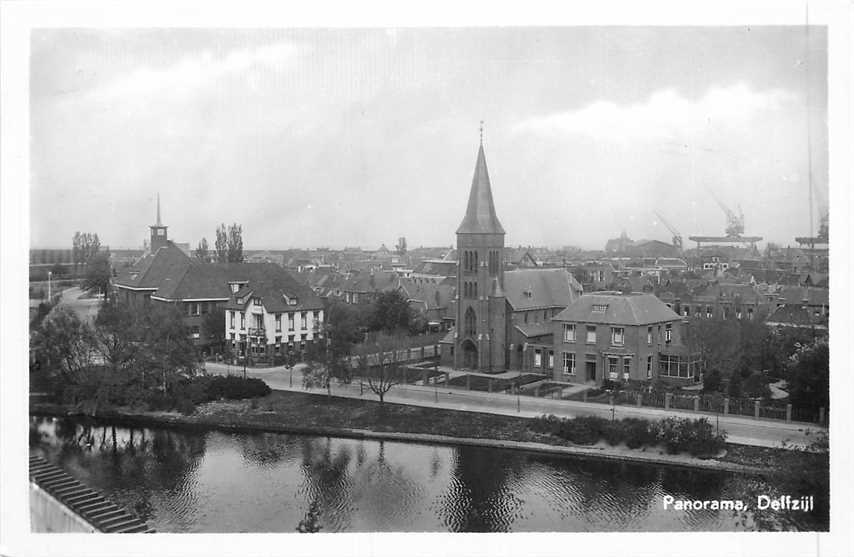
[30,483,96,533]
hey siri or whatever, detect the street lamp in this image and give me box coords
[47,271,52,301]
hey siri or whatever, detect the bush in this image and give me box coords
[531,414,726,456]
[623,418,657,449]
[204,375,271,400]
[601,379,622,392]
[742,372,772,399]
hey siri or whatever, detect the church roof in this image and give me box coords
[456,144,505,235]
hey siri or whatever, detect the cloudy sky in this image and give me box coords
[30,27,827,250]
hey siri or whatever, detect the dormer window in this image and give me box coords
[592,304,608,313]
[253,297,262,306]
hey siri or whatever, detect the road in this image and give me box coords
[204,362,825,450]
[51,287,100,324]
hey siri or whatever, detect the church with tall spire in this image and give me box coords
[454,126,508,371]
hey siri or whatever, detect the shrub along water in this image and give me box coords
[530,414,727,458]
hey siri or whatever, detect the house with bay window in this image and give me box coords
[551,292,701,385]
[224,279,324,360]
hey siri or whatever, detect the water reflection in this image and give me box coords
[29,416,826,532]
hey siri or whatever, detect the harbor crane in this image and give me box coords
[653,211,683,250]
[709,191,745,237]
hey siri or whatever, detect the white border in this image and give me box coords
[2,1,852,556]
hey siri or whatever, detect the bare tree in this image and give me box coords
[215,224,228,263]
[358,333,406,405]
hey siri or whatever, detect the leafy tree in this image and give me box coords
[202,305,226,354]
[72,231,101,269]
[227,223,243,262]
[727,373,743,398]
[49,262,67,277]
[215,224,228,263]
[369,290,412,334]
[82,250,112,295]
[701,369,723,393]
[195,238,210,262]
[31,307,94,386]
[135,303,201,391]
[787,339,829,410]
[742,372,772,399]
[91,300,140,377]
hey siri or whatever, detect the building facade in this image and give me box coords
[551,292,701,385]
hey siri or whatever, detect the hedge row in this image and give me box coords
[529,414,727,458]
[150,375,272,415]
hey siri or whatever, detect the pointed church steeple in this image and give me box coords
[456,130,505,235]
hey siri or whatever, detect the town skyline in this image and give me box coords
[31,27,827,250]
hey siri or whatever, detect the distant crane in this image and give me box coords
[709,191,745,237]
[653,211,683,250]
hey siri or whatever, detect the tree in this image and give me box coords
[369,290,412,334]
[195,238,210,262]
[72,231,101,269]
[357,334,405,404]
[227,223,243,262]
[202,306,226,355]
[31,307,94,387]
[82,250,112,295]
[135,303,201,391]
[727,373,743,398]
[786,339,829,410]
[701,369,723,394]
[742,372,772,399]
[91,300,140,377]
[215,224,228,263]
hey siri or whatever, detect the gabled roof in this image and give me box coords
[778,286,829,306]
[554,293,680,325]
[504,268,583,311]
[766,304,828,329]
[114,243,191,290]
[456,144,505,235]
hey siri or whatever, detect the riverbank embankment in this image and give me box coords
[31,390,825,476]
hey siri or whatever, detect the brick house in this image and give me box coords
[551,292,701,385]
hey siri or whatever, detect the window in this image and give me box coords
[548,351,554,370]
[586,325,597,344]
[563,352,576,375]
[313,311,320,329]
[254,314,263,330]
[191,326,200,339]
[288,313,295,331]
[534,349,542,368]
[563,323,576,342]
[254,297,261,306]
[706,306,713,319]
[747,307,754,320]
[607,356,619,380]
[543,310,548,321]
[646,355,653,378]
[275,314,282,332]
[300,312,307,330]
[193,303,201,316]
[275,335,281,345]
[664,323,672,343]
[592,304,608,313]
[683,306,690,317]
[611,327,625,346]
[736,308,743,320]
[659,355,689,378]
[647,327,653,345]
[240,312,245,329]
[623,356,631,380]
[230,311,235,328]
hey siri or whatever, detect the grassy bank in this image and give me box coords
[31,389,824,476]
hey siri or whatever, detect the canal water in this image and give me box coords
[29,416,827,532]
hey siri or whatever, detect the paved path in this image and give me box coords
[50,287,100,324]
[204,362,825,450]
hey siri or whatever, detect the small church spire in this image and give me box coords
[156,193,162,227]
[479,120,484,146]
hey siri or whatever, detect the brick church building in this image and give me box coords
[441,136,582,372]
